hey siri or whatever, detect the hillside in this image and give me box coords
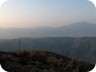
[0,37,96,64]
[0,51,94,72]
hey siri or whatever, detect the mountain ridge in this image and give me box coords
[0,22,96,39]
[0,37,96,64]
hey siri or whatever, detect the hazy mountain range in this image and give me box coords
[0,22,96,39]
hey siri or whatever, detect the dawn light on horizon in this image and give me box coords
[0,0,96,28]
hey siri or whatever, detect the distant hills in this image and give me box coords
[0,22,96,39]
[0,21,96,64]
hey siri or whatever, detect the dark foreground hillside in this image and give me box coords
[0,51,94,72]
[0,37,96,64]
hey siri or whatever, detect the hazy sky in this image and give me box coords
[0,0,96,28]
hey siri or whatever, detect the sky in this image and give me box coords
[0,0,96,28]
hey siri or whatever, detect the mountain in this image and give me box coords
[0,37,96,64]
[0,51,94,72]
[0,22,96,39]
[44,22,96,37]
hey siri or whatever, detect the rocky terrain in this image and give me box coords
[0,51,94,72]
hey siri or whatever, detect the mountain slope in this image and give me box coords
[0,37,96,64]
[0,51,94,72]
